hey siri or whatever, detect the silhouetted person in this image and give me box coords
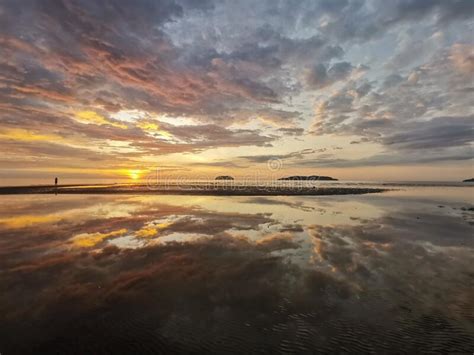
[55,177,58,186]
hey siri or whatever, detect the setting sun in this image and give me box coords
[128,170,142,180]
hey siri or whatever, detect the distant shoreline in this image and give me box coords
[0,184,388,196]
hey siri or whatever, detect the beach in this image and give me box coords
[0,184,472,353]
[0,182,388,196]
[2,0,472,352]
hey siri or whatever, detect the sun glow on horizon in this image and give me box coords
[127,169,143,180]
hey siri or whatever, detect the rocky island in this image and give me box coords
[215,175,234,180]
[462,178,474,182]
[278,175,338,181]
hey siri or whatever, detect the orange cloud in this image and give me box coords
[72,228,128,248]
[0,128,62,142]
[0,214,61,229]
[75,111,127,129]
[135,222,171,238]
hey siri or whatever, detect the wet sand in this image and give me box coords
[0,187,472,353]
[0,184,388,195]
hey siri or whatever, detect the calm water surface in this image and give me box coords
[0,187,473,353]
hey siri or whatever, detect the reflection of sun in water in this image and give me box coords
[128,170,141,180]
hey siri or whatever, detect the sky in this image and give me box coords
[0,0,473,184]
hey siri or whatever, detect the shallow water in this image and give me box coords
[0,188,473,353]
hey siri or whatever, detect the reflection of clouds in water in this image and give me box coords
[0,193,472,353]
[307,213,474,322]
[0,195,140,229]
[72,229,128,248]
[65,208,278,250]
[255,232,300,252]
[108,234,147,249]
[243,196,319,212]
[1,233,352,352]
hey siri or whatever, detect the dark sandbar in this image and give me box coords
[0,184,388,196]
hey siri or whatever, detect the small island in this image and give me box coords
[278,175,338,181]
[215,175,234,180]
[462,178,474,182]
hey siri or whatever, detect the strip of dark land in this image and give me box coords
[0,184,388,196]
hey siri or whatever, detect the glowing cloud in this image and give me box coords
[111,110,148,122]
[0,214,61,228]
[135,222,171,238]
[0,128,61,142]
[136,121,173,139]
[72,228,128,248]
[75,111,127,129]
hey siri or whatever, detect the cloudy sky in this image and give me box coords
[0,0,472,183]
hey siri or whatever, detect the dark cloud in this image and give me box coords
[292,150,472,168]
[309,43,473,166]
[0,0,472,174]
[382,115,474,150]
[382,74,404,89]
[0,0,297,129]
[316,0,474,42]
[238,148,323,164]
[306,62,354,89]
[389,0,474,25]
[277,127,305,136]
